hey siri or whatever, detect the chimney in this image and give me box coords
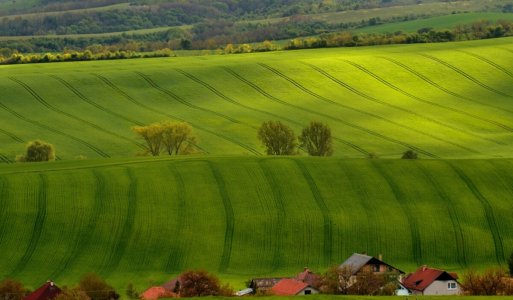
[421,265,428,271]
[378,254,383,261]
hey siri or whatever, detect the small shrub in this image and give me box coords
[78,273,119,300]
[17,140,55,162]
[401,150,418,159]
[0,279,26,300]
[463,268,513,295]
[179,270,231,297]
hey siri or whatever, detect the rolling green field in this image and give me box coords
[2,37,513,161]
[354,12,513,34]
[0,156,512,290]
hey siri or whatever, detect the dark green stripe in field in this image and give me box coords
[1,157,511,289]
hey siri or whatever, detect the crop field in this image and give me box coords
[1,37,513,161]
[0,156,512,290]
[354,12,513,34]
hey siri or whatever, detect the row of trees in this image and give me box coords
[132,121,198,156]
[257,120,333,156]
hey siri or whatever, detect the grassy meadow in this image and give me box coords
[0,156,512,291]
[1,37,513,160]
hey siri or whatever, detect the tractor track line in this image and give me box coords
[101,168,138,276]
[0,154,13,163]
[136,71,245,126]
[420,53,513,99]
[0,177,8,246]
[0,99,109,157]
[9,77,144,149]
[294,160,333,265]
[449,163,505,264]
[50,170,104,279]
[207,161,235,273]
[165,164,187,272]
[301,62,481,154]
[458,50,513,79]
[92,73,208,154]
[9,174,47,277]
[50,75,145,126]
[381,56,513,117]
[135,71,261,155]
[372,162,422,265]
[418,164,467,267]
[0,127,23,143]
[258,159,285,272]
[279,62,439,158]
[224,66,368,155]
[340,60,505,146]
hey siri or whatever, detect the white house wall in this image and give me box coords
[423,280,460,295]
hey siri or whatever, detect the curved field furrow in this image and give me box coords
[259,63,439,158]
[50,75,144,126]
[207,161,235,273]
[372,162,422,266]
[458,50,513,79]
[0,128,23,143]
[420,53,513,99]
[418,164,467,267]
[258,159,285,272]
[92,73,209,154]
[9,174,47,277]
[302,62,482,154]
[223,67,369,156]
[164,164,187,272]
[135,71,261,156]
[0,177,8,245]
[449,163,505,264]
[381,56,513,118]
[0,99,110,158]
[174,68,263,130]
[9,77,144,149]
[49,170,104,280]
[340,59,505,146]
[293,160,333,265]
[0,154,13,163]
[137,71,247,127]
[100,168,138,276]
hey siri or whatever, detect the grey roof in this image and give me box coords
[338,253,374,275]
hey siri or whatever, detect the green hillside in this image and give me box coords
[0,156,512,290]
[2,38,513,161]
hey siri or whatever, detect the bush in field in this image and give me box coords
[179,270,232,297]
[78,273,119,300]
[257,120,297,155]
[16,140,55,162]
[462,268,513,295]
[299,121,333,156]
[401,149,418,159]
[133,121,197,156]
[54,287,90,300]
[0,279,26,300]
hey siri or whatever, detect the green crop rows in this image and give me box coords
[0,157,512,290]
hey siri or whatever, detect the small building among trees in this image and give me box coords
[401,266,460,295]
[271,278,318,296]
[339,253,404,276]
[24,281,61,300]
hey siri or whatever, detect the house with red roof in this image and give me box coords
[24,281,61,300]
[296,268,319,287]
[271,278,318,296]
[141,287,177,300]
[401,265,461,295]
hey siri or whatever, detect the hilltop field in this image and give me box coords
[1,37,513,160]
[1,36,513,291]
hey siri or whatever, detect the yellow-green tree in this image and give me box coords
[299,121,333,156]
[16,140,56,162]
[132,123,164,156]
[257,120,297,155]
[161,121,197,155]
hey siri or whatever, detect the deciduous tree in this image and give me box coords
[0,279,26,300]
[161,121,197,155]
[16,140,55,162]
[132,123,164,156]
[299,121,333,156]
[401,149,418,159]
[508,251,513,276]
[179,270,222,297]
[257,120,297,155]
[78,273,119,300]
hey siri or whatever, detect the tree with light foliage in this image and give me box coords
[16,140,55,162]
[299,121,333,156]
[257,120,297,155]
[133,121,197,156]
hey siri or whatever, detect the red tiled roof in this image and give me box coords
[24,282,61,300]
[402,266,458,292]
[271,279,309,296]
[141,286,177,300]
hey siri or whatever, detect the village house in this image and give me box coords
[141,277,180,300]
[296,268,319,287]
[24,281,61,300]
[249,277,283,293]
[400,265,461,295]
[339,253,404,276]
[271,278,319,296]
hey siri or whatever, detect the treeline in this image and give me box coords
[0,48,173,65]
